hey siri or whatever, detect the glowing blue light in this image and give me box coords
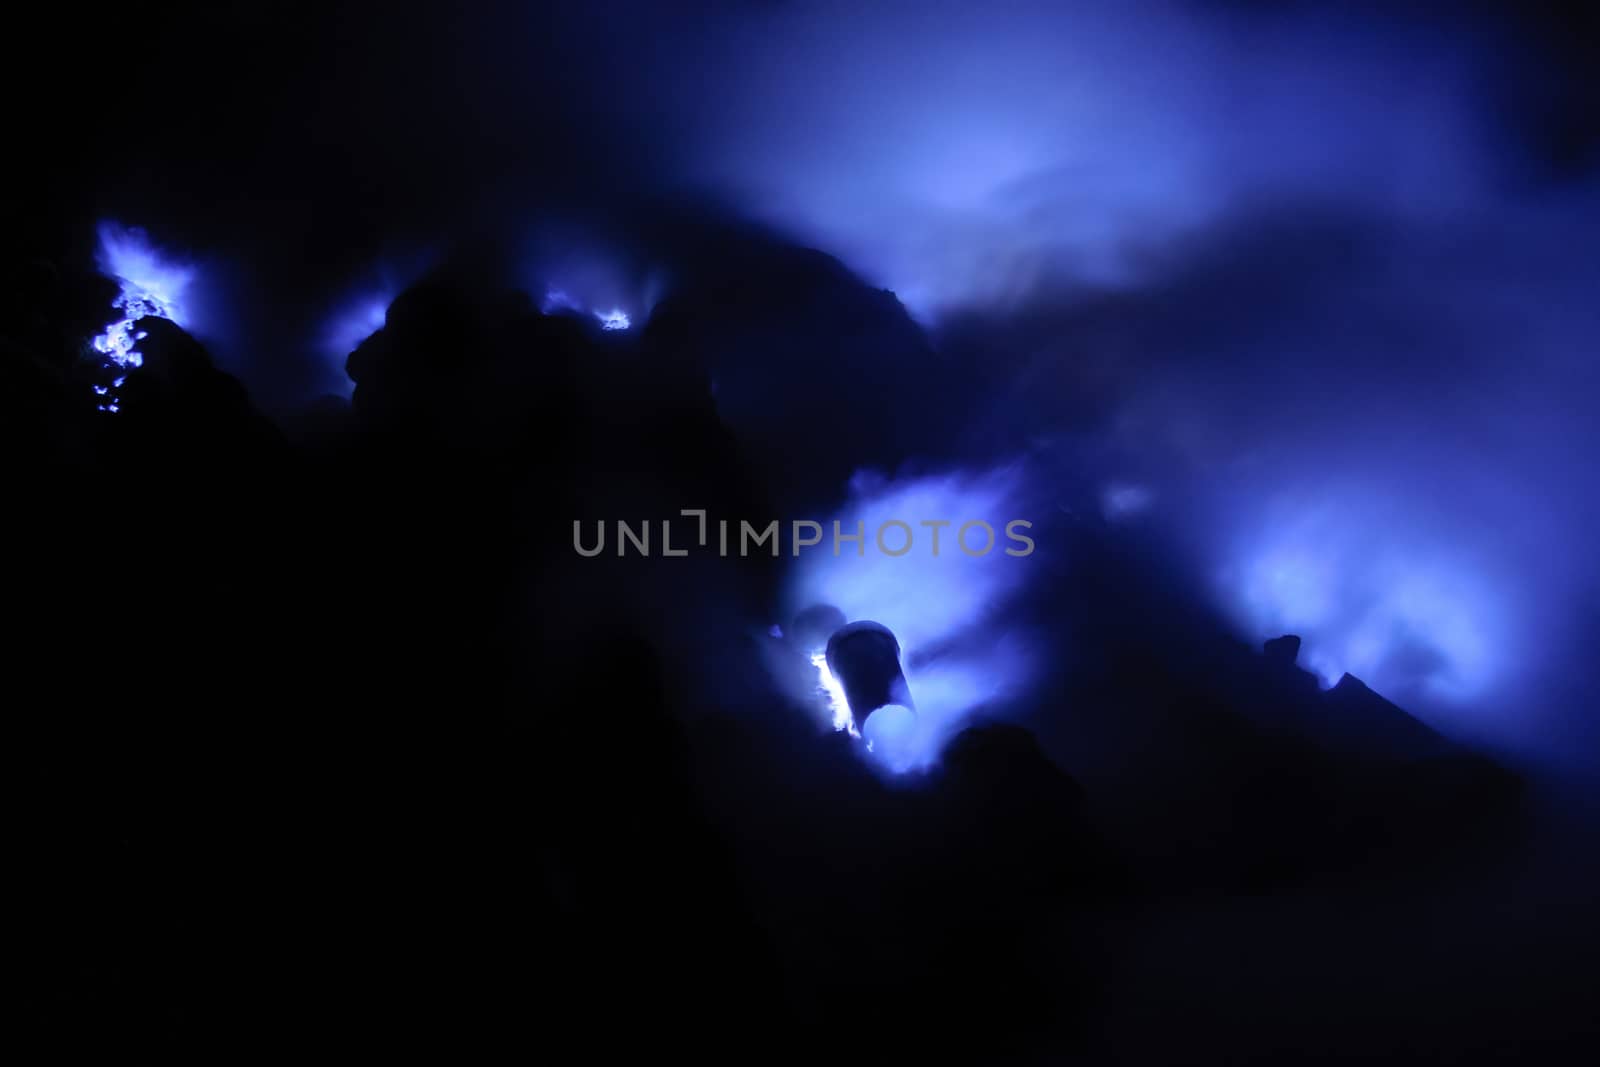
[1220,492,1509,703]
[318,251,436,396]
[541,287,582,315]
[317,289,392,398]
[323,297,390,361]
[526,221,657,332]
[810,649,858,736]
[789,467,1034,651]
[541,286,633,331]
[859,704,917,771]
[91,223,192,371]
[680,5,1494,317]
[1102,482,1154,520]
[87,223,194,412]
[784,465,1040,771]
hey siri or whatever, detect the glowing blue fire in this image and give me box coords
[318,251,437,396]
[89,223,193,411]
[785,465,1040,772]
[542,286,632,330]
[92,223,192,370]
[525,222,654,332]
[322,295,390,367]
[1221,491,1510,705]
[809,649,859,736]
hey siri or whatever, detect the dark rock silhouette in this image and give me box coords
[1263,632,1303,665]
[642,234,959,514]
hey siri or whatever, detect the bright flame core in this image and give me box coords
[810,649,859,737]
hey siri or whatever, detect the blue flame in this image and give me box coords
[526,223,653,333]
[90,224,193,402]
[785,465,1039,772]
[810,649,858,736]
[542,287,634,330]
[317,251,437,396]
[322,295,390,363]
[1219,490,1512,705]
[319,286,396,397]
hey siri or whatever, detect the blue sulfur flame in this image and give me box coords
[318,251,436,397]
[543,287,634,331]
[1219,489,1511,706]
[90,224,193,407]
[526,221,653,333]
[810,650,858,736]
[319,283,398,398]
[787,465,1039,772]
[321,295,391,371]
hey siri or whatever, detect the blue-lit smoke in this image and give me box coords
[783,465,1040,773]
[640,3,1490,318]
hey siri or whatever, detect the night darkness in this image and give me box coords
[11,2,1600,1060]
